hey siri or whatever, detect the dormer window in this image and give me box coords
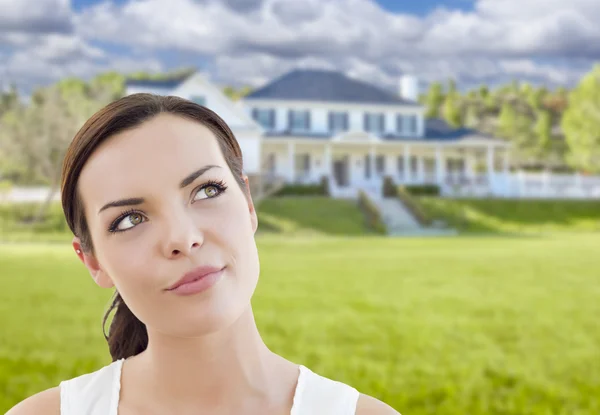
[191,95,206,106]
[252,108,275,129]
[364,113,384,133]
[289,110,310,131]
[329,111,349,133]
[397,114,418,135]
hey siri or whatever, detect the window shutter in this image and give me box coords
[328,112,333,131]
[344,112,349,130]
[379,114,384,133]
[364,113,369,131]
[305,110,311,130]
[396,114,402,133]
[288,110,293,132]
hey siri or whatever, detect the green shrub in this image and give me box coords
[0,180,12,193]
[357,190,387,234]
[273,181,328,197]
[397,186,432,226]
[382,176,397,197]
[402,184,440,196]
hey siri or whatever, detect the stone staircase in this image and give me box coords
[369,195,458,237]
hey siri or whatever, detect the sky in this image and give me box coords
[1,0,599,95]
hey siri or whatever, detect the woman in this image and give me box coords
[7,93,399,415]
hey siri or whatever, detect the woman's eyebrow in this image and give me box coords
[97,165,222,215]
[179,165,221,188]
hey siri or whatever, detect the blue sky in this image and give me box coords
[1,0,598,94]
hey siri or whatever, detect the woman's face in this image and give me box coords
[75,113,259,337]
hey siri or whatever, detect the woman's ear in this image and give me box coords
[242,176,258,234]
[72,237,114,288]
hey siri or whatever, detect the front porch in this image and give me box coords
[261,139,510,199]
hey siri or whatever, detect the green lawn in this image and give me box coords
[2,234,600,414]
[415,198,600,234]
[0,197,373,242]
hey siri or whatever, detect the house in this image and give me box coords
[124,69,511,199]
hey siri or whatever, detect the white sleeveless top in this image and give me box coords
[59,359,360,414]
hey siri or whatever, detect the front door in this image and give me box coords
[333,156,349,187]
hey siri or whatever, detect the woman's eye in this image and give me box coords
[195,185,222,200]
[116,213,144,231]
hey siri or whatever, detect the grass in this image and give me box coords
[414,198,600,234]
[0,197,372,242]
[256,196,373,235]
[2,234,600,414]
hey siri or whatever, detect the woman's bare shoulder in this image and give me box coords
[356,393,401,415]
[5,387,61,415]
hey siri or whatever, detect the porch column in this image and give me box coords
[487,145,495,185]
[436,145,445,185]
[288,141,296,182]
[466,154,475,181]
[324,144,332,177]
[403,144,411,183]
[503,149,510,174]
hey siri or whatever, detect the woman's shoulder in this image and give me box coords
[5,387,60,415]
[5,359,122,415]
[356,393,401,414]
[297,365,400,414]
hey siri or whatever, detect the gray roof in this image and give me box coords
[246,69,419,106]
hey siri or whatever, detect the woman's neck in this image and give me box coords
[121,305,298,413]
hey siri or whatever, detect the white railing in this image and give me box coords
[495,172,600,199]
[437,172,600,199]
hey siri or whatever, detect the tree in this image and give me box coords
[0,81,115,222]
[562,64,600,173]
[534,110,552,153]
[464,104,479,128]
[443,93,462,128]
[497,102,517,139]
[424,82,444,118]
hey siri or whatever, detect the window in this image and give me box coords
[289,110,310,131]
[329,112,349,132]
[295,153,310,177]
[252,108,275,129]
[190,95,206,106]
[396,114,418,135]
[364,155,371,179]
[364,113,384,133]
[376,155,385,175]
[267,153,276,173]
[397,156,404,174]
[409,115,418,134]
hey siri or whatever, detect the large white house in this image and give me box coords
[125,69,513,198]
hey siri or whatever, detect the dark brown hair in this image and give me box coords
[61,93,247,362]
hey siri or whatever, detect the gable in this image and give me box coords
[168,73,262,132]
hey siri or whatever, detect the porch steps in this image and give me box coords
[369,195,458,237]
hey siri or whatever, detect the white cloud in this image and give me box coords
[0,0,72,33]
[2,0,598,93]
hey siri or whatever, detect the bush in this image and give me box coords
[401,184,440,196]
[357,190,387,234]
[382,176,397,197]
[273,181,328,197]
[0,202,69,233]
[320,176,330,196]
[397,186,432,226]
